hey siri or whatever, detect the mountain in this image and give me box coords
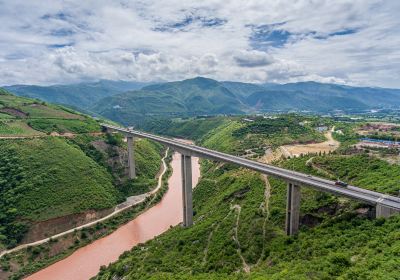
[90,77,400,125]
[222,81,266,97]
[263,81,400,108]
[0,89,163,250]
[6,78,400,126]
[91,77,247,125]
[142,77,246,113]
[4,80,149,109]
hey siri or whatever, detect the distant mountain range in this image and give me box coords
[4,80,148,109]
[4,77,400,125]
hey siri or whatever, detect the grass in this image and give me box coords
[0,89,98,136]
[20,104,82,119]
[67,134,164,199]
[0,120,43,136]
[0,113,12,119]
[0,94,80,119]
[202,120,244,154]
[0,137,119,247]
[141,117,229,141]
[27,118,100,134]
[93,115,400,280]
[233,115,326,148]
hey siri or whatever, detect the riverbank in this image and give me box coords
[24,152,200,280]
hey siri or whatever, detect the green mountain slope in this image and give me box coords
[0,88,99,136]
[90,78,400,126]
[0,90,163,250]
[4,80,147,109]
[140,117,228,141]
[91,77,246,126]
[95,117,400,280]
[6,78,400,127]
[0,138,118,247]
[90,90,188,126]
[143,77,245,113]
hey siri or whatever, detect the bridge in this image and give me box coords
[102,124,400,235]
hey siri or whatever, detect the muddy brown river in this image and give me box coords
[26,152,200,280]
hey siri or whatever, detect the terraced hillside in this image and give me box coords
[96,116,400,280]
[0,89,163,252]
[0,88,99,136]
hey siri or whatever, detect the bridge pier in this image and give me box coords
[285,182,301,235]
[127,136,136,179]
[376,203,398,218]
[181,154,193,227]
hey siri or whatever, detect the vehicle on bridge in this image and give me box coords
[335,180,348,187]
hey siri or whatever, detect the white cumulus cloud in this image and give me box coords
[0,0,399,87]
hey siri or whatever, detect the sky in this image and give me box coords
[0,0,399,87]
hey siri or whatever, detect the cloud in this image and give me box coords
[234,50,275,67]
[0,0,399,87]
[153,15,227,32]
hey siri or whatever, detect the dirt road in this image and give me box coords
[282,128,339,157]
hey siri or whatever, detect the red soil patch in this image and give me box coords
[0,107,27,118]
[22,208,113,244]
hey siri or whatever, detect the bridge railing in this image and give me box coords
[102,123,400,235]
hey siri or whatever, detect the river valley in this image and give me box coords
[26,152,201,280]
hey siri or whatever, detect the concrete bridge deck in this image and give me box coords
[102,123,400,234]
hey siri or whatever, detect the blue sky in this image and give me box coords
[0,0,399,87]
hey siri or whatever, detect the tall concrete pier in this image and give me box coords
[181,154,193,227]
[127,136,136,179]
[286,182,301,235]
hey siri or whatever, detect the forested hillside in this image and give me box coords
[96,116,400,280]
[0,90,164,251]
[90,77,400,125]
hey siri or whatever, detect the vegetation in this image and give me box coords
[1,152,174,280]
[0,138,118,248]
[68,134,163,198]
[0,120,43,136]
[5,80,145,109]
[233,115,326,148]
[144,115,327,156]
[0,88,103,136]
[90,77,400,126]
[141,117,228,141]
[311,154,400,195]
[27,118,100,134]
[2,88,399,280]
[332,122,360,150]
[0,91,165,252]
[94,115,400,280]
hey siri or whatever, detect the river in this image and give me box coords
[26,152,200,280]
